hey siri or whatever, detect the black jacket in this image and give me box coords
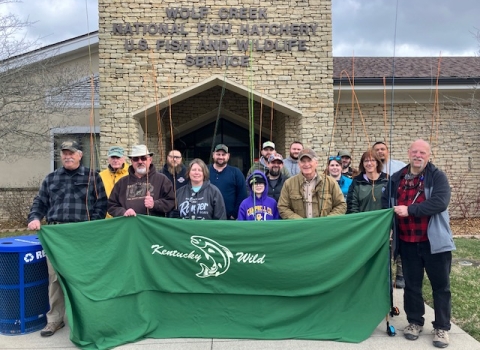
[267,172,288,202]
[159,163,188,191]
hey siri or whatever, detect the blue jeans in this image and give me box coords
[399,240,452,330]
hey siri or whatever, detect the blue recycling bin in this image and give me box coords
[0,235,49,335]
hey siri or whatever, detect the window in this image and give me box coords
[51,127,100,171]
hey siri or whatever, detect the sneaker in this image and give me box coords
[404,323,423,340]
[433,329,449,348]
[395,275,405,289]
[40,321,65,337]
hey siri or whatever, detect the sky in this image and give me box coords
[2,0,479,57]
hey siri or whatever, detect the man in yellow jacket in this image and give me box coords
[100,146,129,217]
[278,148,346,219]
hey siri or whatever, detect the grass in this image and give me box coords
[0,230,32,239]
[2,231,479,341]
[423,237,480,341]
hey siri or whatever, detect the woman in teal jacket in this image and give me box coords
[347,150,388,213]
[325,156,352,200]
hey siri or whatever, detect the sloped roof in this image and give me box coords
[334,57,480,79]
[47,73,99,108]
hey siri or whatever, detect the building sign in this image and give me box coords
[112,7,319,67]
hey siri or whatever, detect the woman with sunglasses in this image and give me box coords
[175,158,227,220]
[325,156,352,200]
[346,150,388,213]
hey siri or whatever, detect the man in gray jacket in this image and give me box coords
[382,139,455,349]
[283,141,303,176]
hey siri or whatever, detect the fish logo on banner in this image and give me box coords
[190,236,234,278]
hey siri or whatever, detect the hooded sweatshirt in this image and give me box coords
[237,171,280,221]
[108,164,175,217]
[176,180,227,220]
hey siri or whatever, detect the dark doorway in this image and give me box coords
[174,118,267,176]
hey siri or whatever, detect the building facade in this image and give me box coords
[98,0,334,172]
[0,0,479,219]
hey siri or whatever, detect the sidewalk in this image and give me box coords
[2,290,480,350]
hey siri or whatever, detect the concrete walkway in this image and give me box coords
[2,289,480,350]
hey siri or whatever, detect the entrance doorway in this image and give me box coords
[174,118,267,176]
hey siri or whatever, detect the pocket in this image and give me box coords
[49,183,65,201]
[290,194,303,202]
[73,182,89,201]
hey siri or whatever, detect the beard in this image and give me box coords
[167,164,183,175]
[269,167,281,176]
[290,153,298,160]
[214,158,227,167]
[136,166,147,175]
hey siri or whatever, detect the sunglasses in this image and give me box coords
[131,156,148,162]
[329,156,341,161]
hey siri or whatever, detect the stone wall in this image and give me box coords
[0,188,37,224]
[98,0,334,157]
[333,102,480,218]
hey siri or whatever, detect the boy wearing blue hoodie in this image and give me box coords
[237,171,280,221]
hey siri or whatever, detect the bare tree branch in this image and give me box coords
[0,0,93,159]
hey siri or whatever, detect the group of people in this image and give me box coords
[27,138,454,348]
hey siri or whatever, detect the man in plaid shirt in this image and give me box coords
[382,139,455,349]
[27,140,107,337]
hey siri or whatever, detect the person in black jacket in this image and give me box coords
[266,153,289,202]
[159,149,188,192]
[176,158,226,220]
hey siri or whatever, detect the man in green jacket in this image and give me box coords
[278,148,346,219]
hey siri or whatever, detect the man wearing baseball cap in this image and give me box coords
[27,140,107,337]
[100,146,129,216]
[337,149,356,178]
[266,153,288,202]
[209,144,247,220]
[278,148,346,218]
[247,141,290,178]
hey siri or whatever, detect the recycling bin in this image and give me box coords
[0,235,49,335]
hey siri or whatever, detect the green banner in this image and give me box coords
[39,209,393,350]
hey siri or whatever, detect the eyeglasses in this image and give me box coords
[329,156,341,161]
[168,155,182,159]
[131,156,148,162]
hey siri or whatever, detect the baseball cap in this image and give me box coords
[268,153,284,163]
[61,140,81,152]
[214,144,229,153]
[298,148,317,160]
[262,141,275,150]
[249,174,266,185]
[108,146,124,157]
[337,150,351,158]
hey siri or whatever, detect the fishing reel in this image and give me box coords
[390,306,400,317]
[387,323,396,336]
